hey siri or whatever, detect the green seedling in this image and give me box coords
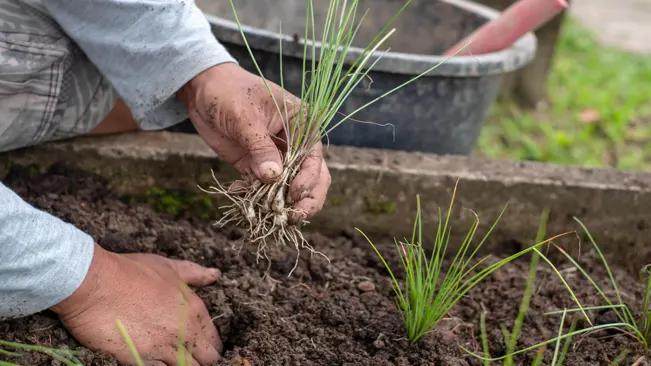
[480,308,577,366]
[0,341,83,366]
[477,209,578,365]
[200,0,468,275]
[542,218,651,350]
[356,181,571,343]
[466,216,647,362]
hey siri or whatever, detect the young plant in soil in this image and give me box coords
[541,218,651,361]
[476,209,578,365]
[0,341,83,366]
[479,309,577,366]
[356,182,570,343]
[200,0,466,272]
[468,217,646,363]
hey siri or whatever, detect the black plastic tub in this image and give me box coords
[174,0,537,155]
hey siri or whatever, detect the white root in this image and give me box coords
[199,162,329,277]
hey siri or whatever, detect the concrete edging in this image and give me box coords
[2,132,650,270]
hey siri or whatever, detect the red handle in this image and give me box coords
[444,0,568,56]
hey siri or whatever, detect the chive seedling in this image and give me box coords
[479,309,577,366]
[476,209,577,365]
[543,217,651,349]
[0,341,82,366]
[356,181,571,343]
[200,0,468,273]
[465,217,645,362]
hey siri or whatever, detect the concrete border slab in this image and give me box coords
[2,132,650,270]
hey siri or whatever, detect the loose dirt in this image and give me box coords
[0,162,647,365]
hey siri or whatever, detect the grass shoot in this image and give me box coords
[356,181,571,343]
[542,217,651,350]
[200,0,467,274]
[479,309,576,366]
[476,209,577,365]
[0,341,83,366]
[464,217,648,362]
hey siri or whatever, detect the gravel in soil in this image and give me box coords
[0,162,648,365]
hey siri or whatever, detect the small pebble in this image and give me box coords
[232,355,252,366]
[357,281,376,292]
[202,246,215,259]
[221,276,238,287]
[373,338,386,349]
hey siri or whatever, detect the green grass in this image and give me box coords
[543,218,651,350]
[478,17,651,171]
[467,216,650,363]
[0,341,83,366]
[356,182,570,343]
[477,209,578,365]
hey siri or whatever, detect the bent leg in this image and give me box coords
[0,0,137,153]
[87,99,139,136]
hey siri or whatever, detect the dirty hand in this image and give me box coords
[177,62,331,222]
[50,244,222,366]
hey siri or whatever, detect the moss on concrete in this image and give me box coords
[123,187,220,220]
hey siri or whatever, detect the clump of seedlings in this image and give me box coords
[473,210,578,365]
[200,0,466,272]
[356,182,570,343]
[540,218,651,362]
[0,341,83,366]
[466,216,647,364]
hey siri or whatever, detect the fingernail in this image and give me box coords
[259,161,281,180]
[210,268,222,279]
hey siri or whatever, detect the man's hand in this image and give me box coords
[51,244,222,366]
[178,62,331,222]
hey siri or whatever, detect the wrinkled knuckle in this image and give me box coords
[248,137,274,156]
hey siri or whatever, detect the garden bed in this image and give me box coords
[0,162,648,365]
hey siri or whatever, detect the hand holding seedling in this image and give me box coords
[50,244,222,365]
[178,62,331,223]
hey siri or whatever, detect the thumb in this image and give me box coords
[237,120,283,183]
[169,259,221,287]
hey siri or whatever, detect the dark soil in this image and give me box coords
[1,162,648,366]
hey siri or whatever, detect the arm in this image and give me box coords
[43,0,330,222]
[0,182,94,319]
[43,0,237,130]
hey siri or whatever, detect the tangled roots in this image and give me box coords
[199,169,329,276]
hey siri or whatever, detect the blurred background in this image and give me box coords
[191,0,650,171]
[476,0,651,171]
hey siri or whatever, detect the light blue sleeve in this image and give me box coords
[0,181,95,319]
[43,0,237,130]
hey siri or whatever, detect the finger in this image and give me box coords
[189,293,223,353]
[200,313,223,353]
[289,161,331,223]
[228,180,248,196]
[187,333,220,365]
[236,116,283,183]
[143,360,166,366]
[184,295,221,365]
[289,142,324,203]
[168,259,221,287]
[143,345,201,366]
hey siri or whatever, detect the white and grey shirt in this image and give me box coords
[0,0,236,319]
